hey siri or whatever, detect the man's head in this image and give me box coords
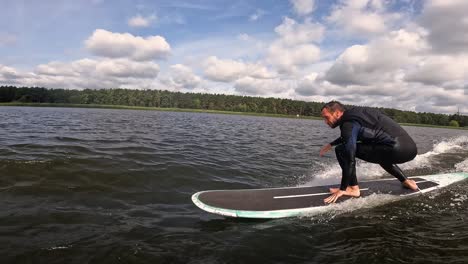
[321,101,345,128]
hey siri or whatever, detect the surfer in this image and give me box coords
[319,101,419,203]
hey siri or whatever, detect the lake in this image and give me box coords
[0,106,467,263]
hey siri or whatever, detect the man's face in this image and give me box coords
[321,108,343,128]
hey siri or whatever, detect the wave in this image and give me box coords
[455,158,468,172]
[401,135,468,171]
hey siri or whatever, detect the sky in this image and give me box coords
[0,0,467,114]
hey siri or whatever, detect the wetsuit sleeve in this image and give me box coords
[339,121,361,191]
[330,137,342,146]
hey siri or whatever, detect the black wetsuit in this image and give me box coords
[329,107,417,191]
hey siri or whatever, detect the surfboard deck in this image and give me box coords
[192,172,468,219]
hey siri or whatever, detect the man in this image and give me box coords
[319,101,418,204]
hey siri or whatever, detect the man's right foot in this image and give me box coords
[402,179,419,191]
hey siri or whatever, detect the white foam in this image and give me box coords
[455,159,468,172]
[300,193,399,220]
[434,136,468,153]
[46,245,72,250]
[452,193,468,203]
[303,160,395,187]
[402,136,468,170]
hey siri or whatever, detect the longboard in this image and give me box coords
[192,172,468,218]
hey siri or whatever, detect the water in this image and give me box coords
[0,106,467,263]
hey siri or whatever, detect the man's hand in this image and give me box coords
[319,143,332,157]
[324,190,345,204]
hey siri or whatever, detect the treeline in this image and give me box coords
[0,86,466,127]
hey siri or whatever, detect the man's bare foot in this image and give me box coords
[402,179,419,191]
[324,186,361,203]
[346,186,361,197]
[329,186,360,197]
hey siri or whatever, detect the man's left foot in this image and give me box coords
[329,186,360,197]
[402,179,418,191]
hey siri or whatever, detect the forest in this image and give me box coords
[0,86,466,127]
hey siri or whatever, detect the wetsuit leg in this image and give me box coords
[378,136,416,182]
[355,142,412,182]
[380,163,408,182]
[335,144,358,187]
[337,136,417,184]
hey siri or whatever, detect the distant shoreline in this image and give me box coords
[1,102,467,130]
[0,102,322,120]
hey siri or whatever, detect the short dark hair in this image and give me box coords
[321,100,345,113]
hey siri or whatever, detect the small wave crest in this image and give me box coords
[455,158,468,172]
[401,135,468,171]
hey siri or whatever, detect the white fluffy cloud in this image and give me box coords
[203,56,276,82]
[323,28,427,85]
[128,14,156,28]
[419,0,468,54]
[0,64,21,80]
[404,55,468,87]
[267,17,324,73]
[0,59,160,90]
[290,0,315,16]
[35,58,160,79]
[274,17,324,46]
[85,29,171,61]
[327,0,401,37]
[160,64,201,90]
[268,43,321,74]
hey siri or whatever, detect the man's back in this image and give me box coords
[337,106,410,144]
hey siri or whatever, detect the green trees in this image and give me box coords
[0,86,465,127]
[449,120,460,127]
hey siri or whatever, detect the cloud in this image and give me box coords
[430,90,467,107]
[268,43,320,74]
[404,55,468,86]
[419,0,468,54]
[290,0,315,16]
[295,0,468,115]
[327,0,401,37]
[274,17,324,46]
[203,56,276,82]
[249,9,265,21]
[0,58,160,90]
[237,33,252,41]
[35,61,79,77]
[295,73,320,96]
[267,17,324,73]
[128,14,156,28]
[234,77,293,96]
[160,64,201,90]
[295,76,399,98]
[35,58,159,79]
[85,29,171,61]
[0,64,21,80]
[323,28,427,86]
